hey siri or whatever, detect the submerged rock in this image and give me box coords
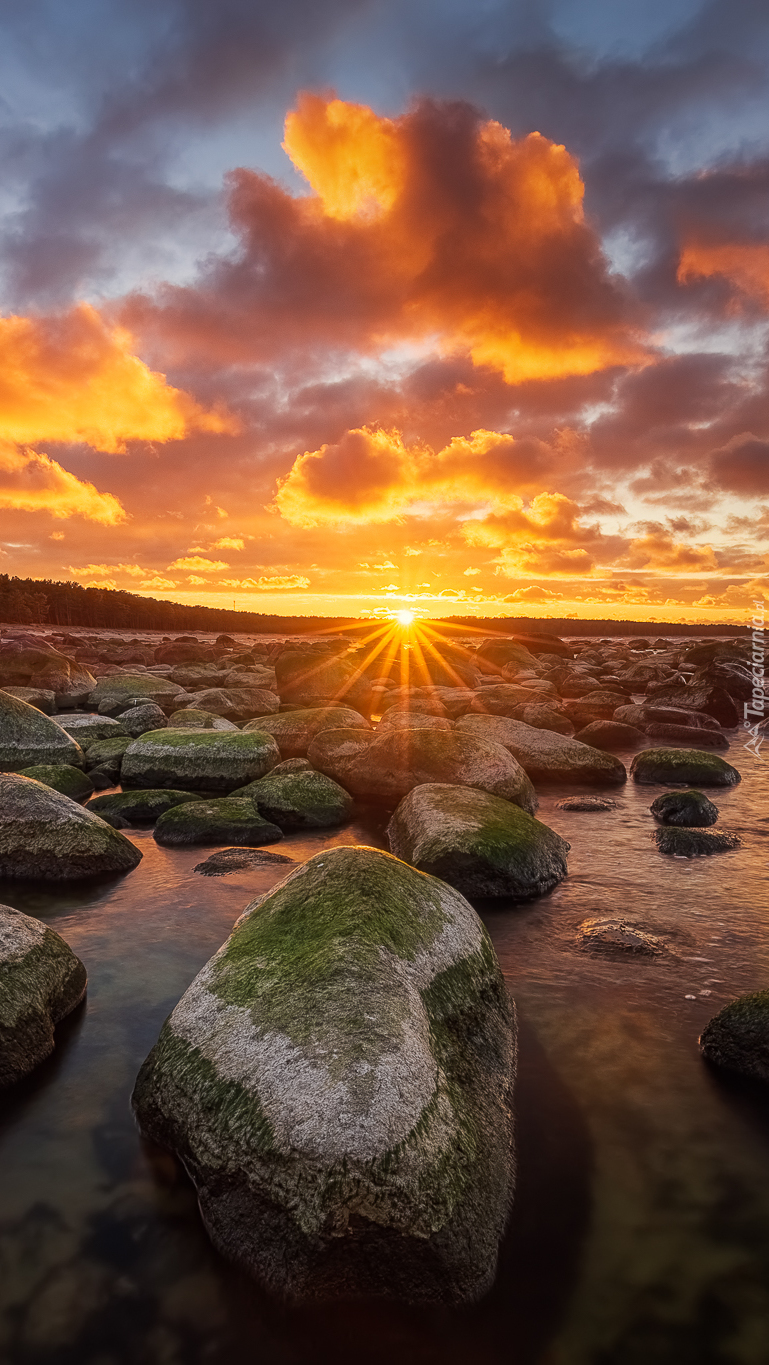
[650,790,718,827]
[343,727,538,812]
[631,748,741,787]
[0,774,141,880]
[87,789,205,824]
[17,764,94,801]
[0,691,84,772]
[387,783,569,899]
[153,798,283,847]
[194,847,296,876]
[133,846,516,1304]
[555,796,617,812]
[232,769,353,830]
[0,904,87,1085]
[456,715,626,786]
[652,828,741,856]
[122,729,280,792]
[577,918,665,956]
[700,991,769,1083]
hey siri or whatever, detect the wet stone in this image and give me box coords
[577,918,666,956]
[193,847,297,876]
[555,796,617,812]
[652,828,741,857]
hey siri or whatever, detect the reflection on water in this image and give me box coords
[1,742,769,1363]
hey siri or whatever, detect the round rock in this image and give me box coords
[700,992,769,1084]
[153,799,283,847]
[0,691,84,771]
[631,748,741,787]
[121,728,280,792]
[650,790,718,827]
[0,774,142,880]
[0,905,87,1086]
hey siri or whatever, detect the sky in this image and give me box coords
[1,0,769,623]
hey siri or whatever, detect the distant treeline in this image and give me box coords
[0,575,748,636]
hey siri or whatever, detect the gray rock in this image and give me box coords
[650,790,718,827]
[643,723,729,749]
[243,706,371,758]
[2,686,56,714]
[631,748,741,787]
[573,720,646,750]
[167,708,239,731]
[387,783,568,899]
[269,757,313,773]
[119,703,168,738]
[376,711,454,733]
[132,846,516,1304]
[0,774,142,880]
[17,765,94,801]
[0,905,87,1085]
[306,728,376,786]
[87,789,205,824]
[644,680,739,727]
[194,847,296,876]
[188,687,280,724]
[652,827,741,856]
[456,715,627,787]
[232,770,353,830]
[56,714,127,745]
[82,736,132,772]
[0,691,85,772]
[122,729,280,792]
[344,728,538,812]
[87,673,183,709]
[509,704,575,736]
[699,992,769,1083]
[153,799,283,847]
[469,684,545,716]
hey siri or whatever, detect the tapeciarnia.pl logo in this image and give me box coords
[743,599,766,760]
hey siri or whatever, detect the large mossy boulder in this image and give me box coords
[342,728,538,811]
[87,673,183,709]
[154,799,283,847]
[387,784,569,899]
[456,715,626,786]
[650,790,719,827]
[630,748,741,787]
[232,770,353,830]
[121,729,280,792]
[17,764,94,801]
[699,992,769,1084]
[243,707,371,758]
[132,846,516,1303]
[0,774,142,880]
[0,904,87,1085]
[56,714,127,746]
[169,708,239,731]
[87,789,205,825]
[0,691,85,772]
[470,683,553,716]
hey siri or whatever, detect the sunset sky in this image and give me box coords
[1,0,769,622]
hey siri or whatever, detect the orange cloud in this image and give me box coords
[167,555,230,570]
[0,443,126,523]
[678,242,769,307]
[619,527,719,572]
[130,95,645,384]
[222,574,311,590]
[0,303,238,452]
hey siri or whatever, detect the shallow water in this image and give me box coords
[1,736,769,1364]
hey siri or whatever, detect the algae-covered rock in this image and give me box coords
[343,728,538,811]
[122,728,280,792]
[631,748,741,787]
[153,799,283,847]
[169,708,239,731]
[2,686,56,714]
[194,848,295,876]
[56,714,126,746]
[555,795,617,812]
[305,728,376,786]
[0,904,87,1085]
[132,846,516,1304]
[18,765,94,801]
[387,784,568,899]
[82,736,132,771]
[0,691,84,772]
[87,789,205,824]
[87,673,183,709]
[572,720,646,750]
[232,770,353,831]
[119,703,168,738]
[243,706,371,758]
[456,714,626,787]
[652,827,741,856]
[0,774,142,880]
[650,790,719,827]
[699,991,769,1084]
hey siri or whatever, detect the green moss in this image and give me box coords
[631,748,740,786]
[136,729,271,751]
[87,789,205,822]
[18,764,94,800]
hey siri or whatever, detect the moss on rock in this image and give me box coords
[631,748,741,786]
[650,789,718,827]
[132,846,516,1304]
[0,904,87,1085]
[153,799,283,847]
[652,827,740,856]
[231,769,353,830]
[699,991,769,1084]
[0,773,142,880]
[0,691,84,771]
[87,789,205,824]
[18,764,94,801]
[122,728,280,792]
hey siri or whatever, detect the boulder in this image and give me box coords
[699,992,769,1083]
[82,736,132,772]
[119,703,168,738]
[187,687,280,724]
[0,774,142,880]
[612,703,720,731]
[643,680,739,728]
[2,686,56,714]
[194,847,295,876]
[87,673,184,710]
[509,704,575,737]
[306,728,377,786]
[56,714,127,745]
[168,708,239,731]
[643,723,729,749]
[132,846,516,1304]
[270,757,313,774]
[0,905,87,1085]
[154,643,216,665]
[376,711,454,733]
[387,784,568,899]
[630,748,741,787]
[649,790,718,827]
[153,799,283,847]
[474,639,537,672]
[455,715,626,787]
[231,770,353,830]
[470,684,547,716]
[572,720,646,750]
[87,789,205,825]
[121,729,280,792]
[18,765,94,801]
[243,706,371,758]
[342,728,538,812]
[652,827,740,856]
[0,691,84,771]
[274,651,372,714]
